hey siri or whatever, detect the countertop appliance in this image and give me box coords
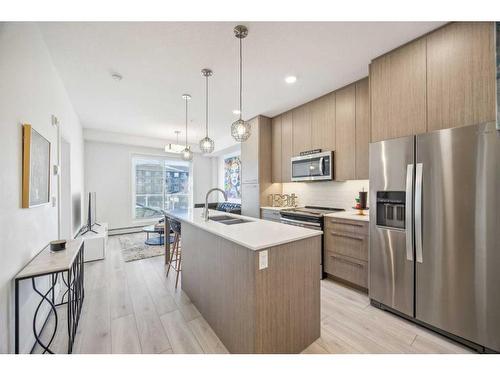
[280,206,345,279]
[291,151,333,182]
[369,122,500,352]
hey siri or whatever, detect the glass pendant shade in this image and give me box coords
[181,146,193,161]
[199,68,215,154]
[231,25,251,143]
[231,118,251,142]
[199,136,215,153]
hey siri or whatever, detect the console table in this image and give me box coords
[14,238,85,354]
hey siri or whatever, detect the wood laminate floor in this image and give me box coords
[34,234,472,354]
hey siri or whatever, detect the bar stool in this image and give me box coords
[166,219,182,288]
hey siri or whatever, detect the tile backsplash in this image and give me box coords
[282,180,369,209]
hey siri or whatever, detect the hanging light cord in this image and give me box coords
[185,98,188,146]
[205,74,209,137]
[239,36,243,120]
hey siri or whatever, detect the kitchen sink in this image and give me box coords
[219,218,250,225]
[209,215,235,222]
[209,215,251,225]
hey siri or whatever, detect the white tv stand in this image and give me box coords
[78,222,108,262]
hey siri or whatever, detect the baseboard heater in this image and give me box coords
[108,225,146,236]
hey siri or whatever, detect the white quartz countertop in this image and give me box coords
[324,210,370,222]
[164,208,321,251]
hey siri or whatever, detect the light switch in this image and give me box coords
[259,250,268,270]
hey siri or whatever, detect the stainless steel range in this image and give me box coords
[280,206,345,279]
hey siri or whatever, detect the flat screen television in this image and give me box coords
[80,192,98,235]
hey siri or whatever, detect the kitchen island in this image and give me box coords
[163,208,322,354]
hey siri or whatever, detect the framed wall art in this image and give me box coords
[22,124,51,208]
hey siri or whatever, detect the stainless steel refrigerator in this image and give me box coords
[369,122,500,352]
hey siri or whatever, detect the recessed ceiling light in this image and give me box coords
[232,109,241,115]
[285,76,297,84]
[111,73,123,81]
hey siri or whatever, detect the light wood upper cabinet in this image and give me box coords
[335,84,356,181]
[355,78,370,180]
[271,116,282,183]
[311,92,336,151]
[427,22,496,131]
[281,111,293,182]
[292,103,312,156]
[370,38,427,142]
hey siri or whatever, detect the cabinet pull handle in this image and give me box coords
[329,220,364,227]
[331,256,363,268]
[329,231,364,241]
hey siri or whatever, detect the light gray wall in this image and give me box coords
[0,23,85,353]
[84,140,214,230]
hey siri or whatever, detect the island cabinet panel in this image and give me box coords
[180,222,321,353]
[311,92,336,152]
[426,22,496,132]
[370,38,427,142]
[355,78,370,180]
[281,111,293,182]
[271,116,282,183]
[292,103,312,156]
[335,83,356,181]
[254,236,321,353]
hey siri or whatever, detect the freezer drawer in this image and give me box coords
[415,123,500,352]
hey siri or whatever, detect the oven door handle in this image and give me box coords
[280,217,321,227]
[319,157,324,175]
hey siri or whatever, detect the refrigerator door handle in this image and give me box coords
[405,164,414,261]
[415,163,423,263]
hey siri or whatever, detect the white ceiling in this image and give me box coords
[39,22,444,151]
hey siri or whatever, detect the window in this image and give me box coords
[132,155,191,220]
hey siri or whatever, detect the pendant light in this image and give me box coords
[165,130,185,153]
[181,94,193,161]
[199,69,215,153]
[231,25,251,142]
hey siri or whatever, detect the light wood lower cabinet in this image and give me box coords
[323,217,369,290]
[324,252,368,289]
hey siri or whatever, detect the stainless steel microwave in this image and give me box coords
[291,151,333,182]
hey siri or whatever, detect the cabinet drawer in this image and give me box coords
[324,253,368,289]
[324,230,368,261]
[324,217,368,236]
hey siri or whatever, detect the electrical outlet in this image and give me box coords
[259,250,268,270]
